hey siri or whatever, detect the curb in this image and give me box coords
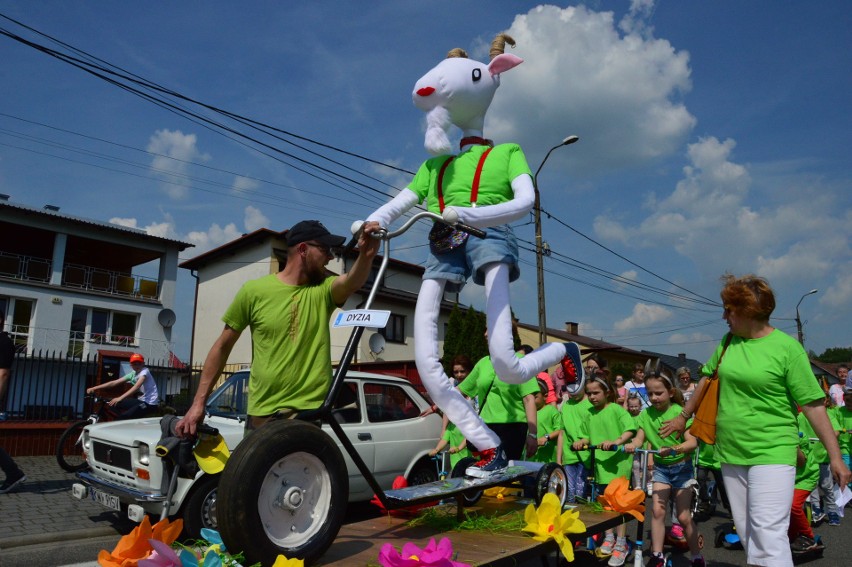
[0,526,120,550]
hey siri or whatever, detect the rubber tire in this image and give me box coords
[181,474,220,540]
[56,420,90,472]
[534,462,569,506]
[450,457,483,506]
[216,420,348,566]
[407,457,439,486]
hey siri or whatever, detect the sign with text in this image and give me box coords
[332,309,390,329]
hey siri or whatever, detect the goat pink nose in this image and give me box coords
[416,87,435,97]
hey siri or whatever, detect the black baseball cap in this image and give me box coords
[286,220,346,247]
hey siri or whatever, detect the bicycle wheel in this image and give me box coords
[56,420,90,472]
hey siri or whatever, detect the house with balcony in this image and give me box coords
[179,228,459,371]
[0,197,193,361]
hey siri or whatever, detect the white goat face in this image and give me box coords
[413,58,499,133]
[412,52,523,155]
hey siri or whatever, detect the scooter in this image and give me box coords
[214,212,579,566]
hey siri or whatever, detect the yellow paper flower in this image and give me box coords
[272,555,305,567]
[484,486,509,500]
[522,493,586,561]
[597,477,645,522]
[98,516,184,567]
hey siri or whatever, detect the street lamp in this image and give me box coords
[795,288,818,345]
[533,135,579,346]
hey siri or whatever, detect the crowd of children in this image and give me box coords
[427,357,851,567]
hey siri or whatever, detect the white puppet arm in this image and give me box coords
[442,173,534,229]
[366,188,421,228]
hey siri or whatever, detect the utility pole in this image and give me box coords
[533,135,579,346]
[795,288,818,345]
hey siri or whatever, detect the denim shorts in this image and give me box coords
[423,223,519,293]
[653,459,695,489]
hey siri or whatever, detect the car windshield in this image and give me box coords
[205,371,249,418]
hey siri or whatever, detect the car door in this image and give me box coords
[323,380,375,501]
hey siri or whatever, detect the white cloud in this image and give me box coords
[244,206,269,232]
[186,223,241,252]
[488,4,695,175]
[146,129,211,199]
[232,176,259,195]
[614,303,673,331]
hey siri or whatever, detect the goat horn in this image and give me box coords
[446,48,469,59]
[489,33,516,60]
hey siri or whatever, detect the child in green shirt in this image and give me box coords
[429,420,471,469]
[789,411,821,552]
[557,381,592,503]
[530,378,562,463]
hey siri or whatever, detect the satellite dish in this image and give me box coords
[368,333,386,355]
[158,308,176,328]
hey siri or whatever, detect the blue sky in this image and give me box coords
[1,1,849,365]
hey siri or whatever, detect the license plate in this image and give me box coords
[90,487,121,511]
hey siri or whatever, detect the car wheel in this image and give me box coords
[407,457,438,486]
[181,474,219,540]
[450,457,482,506]
[216,420,348,566]
[534,462,568,506]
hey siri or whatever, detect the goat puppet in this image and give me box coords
[365,34,583,476]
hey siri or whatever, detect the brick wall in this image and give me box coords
[0,421,68,456]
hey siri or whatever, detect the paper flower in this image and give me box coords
[98,516,184,567]
[597,476,645,522]
[138,540,182,567]
[378,537,470,567]
[272,555,305,567]
[522,493,586,561]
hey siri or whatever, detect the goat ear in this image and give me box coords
[488,53,523,75]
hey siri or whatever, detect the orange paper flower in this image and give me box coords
[98,516,184,567]
[597,477,645,522]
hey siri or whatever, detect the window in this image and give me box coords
[70,306,139,348]
[0,296,34,352]
[364,383,420,423]
[380,313,406,344]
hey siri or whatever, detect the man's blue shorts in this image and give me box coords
[423,223,519,293]
[653,459,695,489]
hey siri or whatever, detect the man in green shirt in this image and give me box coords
[176,219,379,436]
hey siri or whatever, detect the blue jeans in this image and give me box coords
[653,459,694,489]
[564,462,588,503]
[424,224,519,293]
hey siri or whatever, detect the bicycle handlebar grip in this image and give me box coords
[455,222,486,239]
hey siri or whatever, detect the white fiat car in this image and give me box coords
[72,370,442,538]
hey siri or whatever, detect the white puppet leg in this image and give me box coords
[415,278,500,451]
[483,262,566,384]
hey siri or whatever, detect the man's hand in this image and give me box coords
[359,221,381,257]
[830,458,852,488]
[174,405,205,438]
[525,436,538,458]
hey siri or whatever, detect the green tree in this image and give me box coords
[441,304,465,366]
[814,347,852,363]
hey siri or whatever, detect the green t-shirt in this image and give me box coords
[588,402,636,484]
[695,440,721,470]
[442,423,472,467]
[635,403,689,466]
[703,330,825,467]
[222,274,338,416]
[833,406,852,455]
[459,355,539,424]
[530,404,561,463]
[560,397,592,466]
[795,412,821,491]
[409,144,532,213]
[798,407,841,464]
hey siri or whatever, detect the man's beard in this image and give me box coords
[306,266,326,286]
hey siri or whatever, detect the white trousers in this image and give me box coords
[413,263,566,451]
[721,463,795,567]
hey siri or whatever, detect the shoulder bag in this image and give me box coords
[689,333,733,445]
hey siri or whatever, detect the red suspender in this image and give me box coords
[436,148,493,212]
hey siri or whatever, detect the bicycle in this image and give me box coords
[55,395,119,472]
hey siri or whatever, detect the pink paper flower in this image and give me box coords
[378,537,470,567]
[138,539,182,567]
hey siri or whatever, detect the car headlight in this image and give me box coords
[138,443,150,466]
[81,430,91,452]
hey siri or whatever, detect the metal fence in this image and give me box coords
[3,350,194,421]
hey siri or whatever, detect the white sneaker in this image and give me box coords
[607,542,628,566]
